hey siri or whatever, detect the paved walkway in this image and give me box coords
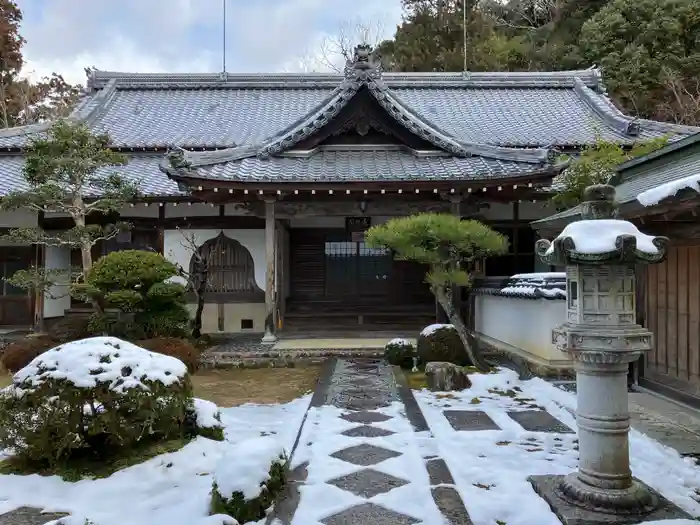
[271,358,474,525]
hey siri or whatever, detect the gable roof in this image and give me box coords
[1,46,699,197]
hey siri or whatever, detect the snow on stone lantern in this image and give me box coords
[528,185,690,524]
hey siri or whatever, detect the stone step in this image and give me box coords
[201,348,385,369]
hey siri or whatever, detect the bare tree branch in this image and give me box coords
[298,19,387,73]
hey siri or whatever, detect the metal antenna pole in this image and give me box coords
[463,0,467,72]
[223,0,227,73]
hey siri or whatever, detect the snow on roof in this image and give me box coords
[13,337,188,394]
[545,219,660,255]
[637,173,700,207]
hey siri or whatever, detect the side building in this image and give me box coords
[533,132,700,405]
[0,46,696,340]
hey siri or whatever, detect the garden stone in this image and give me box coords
[425,362,471,391]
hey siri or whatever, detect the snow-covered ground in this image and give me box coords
[415,368,700,525]
[0,395,311,525]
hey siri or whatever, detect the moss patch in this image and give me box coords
[0,437,189,482]
[192,367,321,406]
[403,370,428,390]
[0,373,11,389]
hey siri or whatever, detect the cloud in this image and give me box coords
[18,0,402,85]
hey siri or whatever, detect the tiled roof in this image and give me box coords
[162,146,556,184]
[1,68,697,151]
[0,154,183,197]
[2,49,699,197]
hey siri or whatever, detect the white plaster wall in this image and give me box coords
[475,294,570,366]
[163,229,266,289]
[0,209,38,228]
[44,245,71,318]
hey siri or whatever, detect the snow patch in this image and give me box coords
[546,219,659,255]
[13,337,188,394]
[500,286,566,299]
[0,395,311,525]
[511,272,566,280]
[637,174,700,207]
[415,368,700,524]
[192,398,222,429]
[386,338,414,347]
[213,436,286,501]
[420,324,454,337]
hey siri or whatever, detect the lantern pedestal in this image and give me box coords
[527,185,692,524]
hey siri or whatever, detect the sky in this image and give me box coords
[17,0,404,86]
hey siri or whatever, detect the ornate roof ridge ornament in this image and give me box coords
[344,44,382,83]
[535,184,669,266]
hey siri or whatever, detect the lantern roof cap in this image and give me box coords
[536,184,669,265]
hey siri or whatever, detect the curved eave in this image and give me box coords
[535,235,669,266]
[160,159,563,191]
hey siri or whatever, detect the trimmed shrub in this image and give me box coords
[384,338,416,368]
[0,336,57,373]
[138,338,201,373]
[210,438,287,523]
[184,398,225,441]
[87,250,190,339]
[0,337,192,466]
[417,324,471,366]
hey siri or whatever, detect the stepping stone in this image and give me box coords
[507,410,574,433]
[341,425,395,438]
[443,410,500,431]
[326,468,409,498]
[341,411,393,424]
[431,486,474,524]
[330,443,402,466]
[0,507,69,525]
[321,503,420,525]
[426,458,454,485]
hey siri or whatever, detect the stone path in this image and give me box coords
[272,358,474,525]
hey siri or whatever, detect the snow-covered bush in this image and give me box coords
[210,437,288,523]
[417,324,471,366]
[384,338,416,368]
[185,398,225,441]
[0,337,192,466]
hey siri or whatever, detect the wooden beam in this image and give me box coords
[261,199,277,344]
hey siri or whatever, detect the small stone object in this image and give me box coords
[425,362,471,391]
[411,356,419,373]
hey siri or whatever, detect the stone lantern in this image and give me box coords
[528,185,690,524]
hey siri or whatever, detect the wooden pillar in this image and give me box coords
[450,194,462,313]
[157,204,166,254]
[262,199,277,344]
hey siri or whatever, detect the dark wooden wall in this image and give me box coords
[642,243,700,401]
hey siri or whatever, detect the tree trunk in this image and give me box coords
[73,211,103,316]
[192,262,208,339]
[434,285,491,372]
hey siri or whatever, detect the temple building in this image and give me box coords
[0,46,696,340]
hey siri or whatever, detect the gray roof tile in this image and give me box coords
[0,70,696,151]
[0,154,183,197]
[172,147,550,183]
